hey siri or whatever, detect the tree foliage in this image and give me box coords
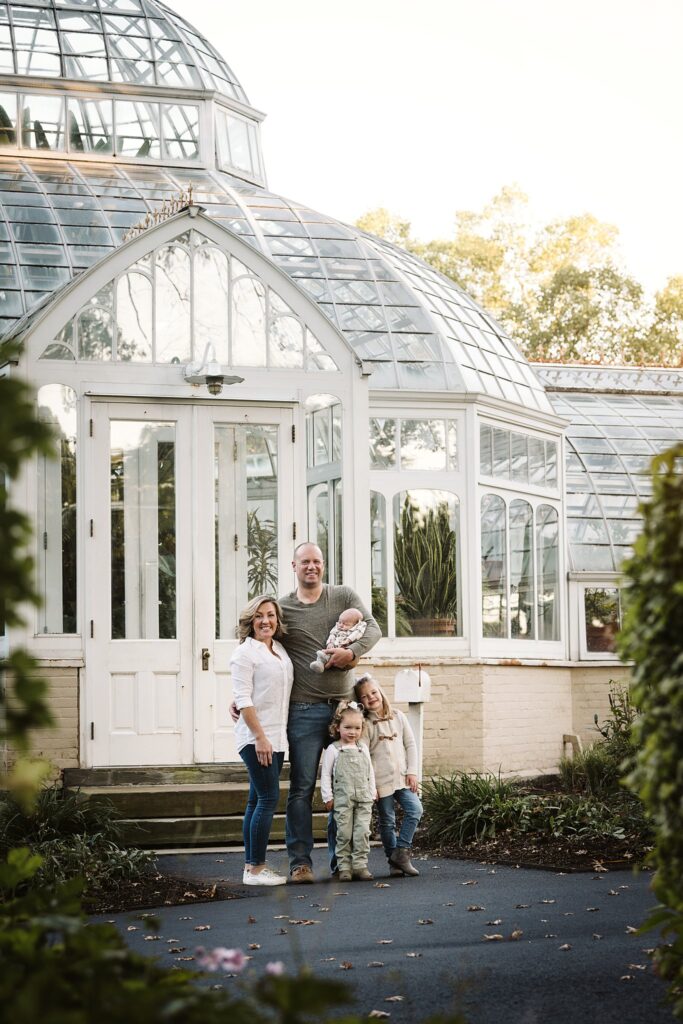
[619,443,683,1017]
[356,188,683,367]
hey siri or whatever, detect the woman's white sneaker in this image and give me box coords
[244,867,287,886]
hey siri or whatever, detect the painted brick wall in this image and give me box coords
[30,666,80,771]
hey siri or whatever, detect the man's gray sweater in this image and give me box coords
[279,584,381,703]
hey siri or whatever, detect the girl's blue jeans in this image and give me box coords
[377,787,423,856]
[239,744,285,865]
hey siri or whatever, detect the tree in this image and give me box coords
[619,443,683,1018]
[355,188,682,367]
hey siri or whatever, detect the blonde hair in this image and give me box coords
[354,673,393,719]
[237,595,287,643]
[329,699,365,738]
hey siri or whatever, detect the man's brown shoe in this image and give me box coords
[289,865,315,884]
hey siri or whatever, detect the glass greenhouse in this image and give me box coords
[2,0,682,775]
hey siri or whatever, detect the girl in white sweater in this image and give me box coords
[354,674,423,877]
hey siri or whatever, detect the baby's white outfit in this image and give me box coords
[309,619,367,673]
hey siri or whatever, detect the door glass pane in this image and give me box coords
[537,505,559,641]
[214,423,278,639]
[110,421,176,639]
[370,491,387,634]
[37,384,77,633]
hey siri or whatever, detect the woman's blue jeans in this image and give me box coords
[377,788,423,857]
[239,745,285,865]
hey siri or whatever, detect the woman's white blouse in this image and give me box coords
[230,637,293,753]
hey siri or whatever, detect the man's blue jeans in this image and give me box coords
[377,787,423,857]
[286,701,335,871]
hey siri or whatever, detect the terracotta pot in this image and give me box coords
[410,616,456,637]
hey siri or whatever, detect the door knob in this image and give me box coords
[201,648,210,670]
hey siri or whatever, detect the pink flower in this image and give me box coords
[265,961,285,975]
[196,946,247,973]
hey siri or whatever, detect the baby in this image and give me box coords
[310,607,367,673]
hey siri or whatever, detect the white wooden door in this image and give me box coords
[85,402,293,767]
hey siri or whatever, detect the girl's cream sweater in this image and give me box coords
[363,708,418,799]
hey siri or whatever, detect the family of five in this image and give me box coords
[229,542,423,886]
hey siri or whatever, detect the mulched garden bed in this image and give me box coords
[85,872,243,915]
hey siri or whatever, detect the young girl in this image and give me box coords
[320,701,377,882]
[354,674,423,877]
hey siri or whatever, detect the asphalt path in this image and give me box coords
[94,848,675,1024]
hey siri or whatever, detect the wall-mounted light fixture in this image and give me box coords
[183,343,244,395]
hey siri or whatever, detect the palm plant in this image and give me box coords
[246,508,278,598]
[393,496,458,623]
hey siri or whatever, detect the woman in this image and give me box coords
[231,595,293,886]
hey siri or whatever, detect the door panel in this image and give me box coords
[86,402,293,767]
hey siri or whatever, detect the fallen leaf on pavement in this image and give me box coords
[368,962,384,968]
[183,892,197,899]
[443,902,455,907]
[247,915,257,924]
[168,947,185,953]
[593,934,602,940]
[288,919,321,926]
[483,934,504,941]
[620,975,634,982]
[559,944,572,951]
[626,926,638,934]
[592,861,608,872]
[461,880,477,886]
[544,934,557,939]
[320,957,336,962]
[368,1012,390,1019]
[510,930,523,940]
[277,928,288,935]
[248,944,260,950]
[628,964,648,971]
[539,899,555,904]
[586,907,600,912]
[377,939,393,944]
[406,952,422,958]
[193,925,211,932]
[515,904,530,909]
[178,916,193,921]
[274,915,288,920]
[144,936,160,941]
[339,961,353,970]
[375,883,391,888]
[467,905,485,912]
[486,919,502,926]
[385,996,404,1002]
[418,919,433,925]
[126,926,138,932]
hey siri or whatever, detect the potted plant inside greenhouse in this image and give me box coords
[394,495,458,636]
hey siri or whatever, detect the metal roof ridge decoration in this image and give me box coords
[534,363,683,396]
[120,184,196,242]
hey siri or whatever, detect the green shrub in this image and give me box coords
[618,443,683,1018]
[422,770,649,847]
[0,786,153,898]
[558,683,638,797]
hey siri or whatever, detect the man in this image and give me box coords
[241,542,381,882]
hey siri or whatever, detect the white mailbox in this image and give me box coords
[394,667,431,704]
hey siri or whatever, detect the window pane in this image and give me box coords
[67,98,113,153]
[509,498,534,638]
[115,100,160,158]
[313,407,331,466]
[400,419,446,470]
[155,244,190,362]
[269,314,304,368]
[481,493,506,638]
[22,95,64,150]
[369,417,396,469]
[511,432,529,484]
[394,489,459,637]
[116,271,152,360]
[231,267,266,366]
[111,421,176,640]
[0,92,17,146]
[492,428,510,477]
[194,245,228,361]
[528,437,545,486]
[536,504,559,641]
[584,587,620,652]
[479,423,493,476]
[370,491,387,635]
[162,102,199,160]
[37,384,77,633]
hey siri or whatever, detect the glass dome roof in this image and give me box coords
[539,365,683,572]
[0,0,247,100]
[0,158,551,407]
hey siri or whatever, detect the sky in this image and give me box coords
[173,0,683,295]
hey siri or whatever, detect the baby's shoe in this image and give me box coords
[309,659,325,673]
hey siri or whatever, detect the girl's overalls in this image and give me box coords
[332,742,373,872]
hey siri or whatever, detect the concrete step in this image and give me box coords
[64,764,290,787]
[75,783,324,818]
[119,812,329,847]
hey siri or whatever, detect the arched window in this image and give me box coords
[481,495,561,642]
[393,490,459,638]
[40,230,339,373]
[537,505,559,641]
[481,494,506,638]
